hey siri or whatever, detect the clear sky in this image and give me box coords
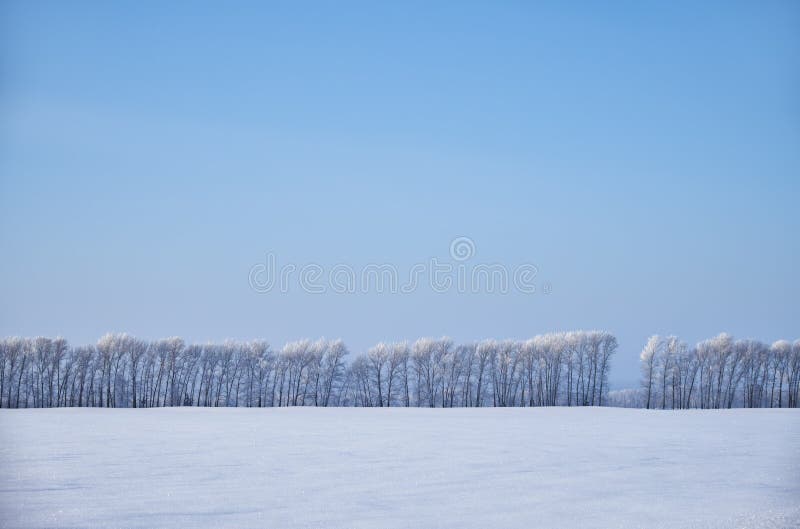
[1,1,798,386]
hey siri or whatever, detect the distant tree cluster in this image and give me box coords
[0,335,347,409]
[608,333,800,409]
[0,331,616,409]
[348,332,616,407]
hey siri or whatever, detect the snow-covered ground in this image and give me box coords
[1,408,798,529]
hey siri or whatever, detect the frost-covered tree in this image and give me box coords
[640,335,660,410]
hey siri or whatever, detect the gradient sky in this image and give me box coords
[1,1,798,386]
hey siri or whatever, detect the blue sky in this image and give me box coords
[1,1,798,386]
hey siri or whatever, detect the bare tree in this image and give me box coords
[640,335,660,410]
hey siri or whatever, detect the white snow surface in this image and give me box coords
[1,407,798,529]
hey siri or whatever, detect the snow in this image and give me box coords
[1,407,798,529]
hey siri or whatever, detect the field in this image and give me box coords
[1,407,798,528]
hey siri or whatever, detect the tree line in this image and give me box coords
[607,333,800,409]
[2,331,797,409]
[0,331,616,409]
